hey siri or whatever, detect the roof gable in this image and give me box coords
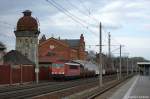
[4,50,34,65]
[39,37,69,48]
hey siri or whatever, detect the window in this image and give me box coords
[49,45,55,50]
[31,39,33,43]
[25,39,28,43]
[47,51,56,56]
[69,65,78,69]
[52,63,64,67]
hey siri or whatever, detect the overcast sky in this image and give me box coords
[0,0,150,59]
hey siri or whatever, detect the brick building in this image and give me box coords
[38,34,86,80]
[0,50,35,84]
[39,34,86,63]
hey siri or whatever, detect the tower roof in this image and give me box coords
[16,10,38,31]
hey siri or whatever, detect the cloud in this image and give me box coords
[113,36,150,59]
[93,1,125,29]
[92,0,150,30]
[142,24,150,30]
[0,0,150,59]
[100,1,124,13]
[116,37,150,49]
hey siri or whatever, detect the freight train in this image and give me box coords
[50,60,98,80]
[51,61,80,79]
[49,60,117,80]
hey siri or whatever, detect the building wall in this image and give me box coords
[39,38,86,61]
[70,49,78,60]
[78,51,86,60]
[78,42,86,60]
[39,38,74,60]
[15,31,39,65]
[16,36,38,64]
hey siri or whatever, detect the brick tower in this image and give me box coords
[14,10,40,63]
[14,10,40,83]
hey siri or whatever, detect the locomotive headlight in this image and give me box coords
[62,72,64,74]
[52,72,54,74]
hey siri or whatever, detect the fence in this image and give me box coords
[0,65,35,85]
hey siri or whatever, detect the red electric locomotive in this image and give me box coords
[51,60,81,79]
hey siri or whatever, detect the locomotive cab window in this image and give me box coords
[52,63,64,67]
[69,65,78,69]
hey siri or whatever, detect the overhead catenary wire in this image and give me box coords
[78,0,90,15]
[46,0,99,37]
[101,27,129,58]
[46,0,127,57]
[46,0,86,27]
[51,0,99,36]
[64,0,87,16]
[50,0,89,25]
[65,0,98,23]
[78,0,99,23]
[45,0,100,48]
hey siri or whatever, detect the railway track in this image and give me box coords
[0,81,61,93]
[0,76,103,93]
[0,75,117,99]
[87,75,133,99]
[81,74,133,99]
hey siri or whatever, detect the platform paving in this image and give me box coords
[109,75,150,99]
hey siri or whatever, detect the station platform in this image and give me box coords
[109,75,150,99]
